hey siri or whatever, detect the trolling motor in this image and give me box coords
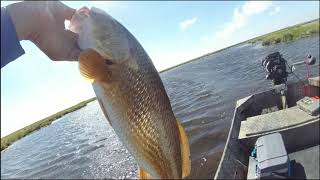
[262,52,316,109]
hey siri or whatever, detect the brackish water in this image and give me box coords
[1,36,319,179]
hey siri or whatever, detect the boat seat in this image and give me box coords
[239,106,319,139]
[288,145,319,179]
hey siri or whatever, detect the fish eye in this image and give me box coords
[105,59,114,65]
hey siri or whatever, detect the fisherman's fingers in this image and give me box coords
[46,1,76,21]
[51,30,81,61]
[58,2,76,21]
[34,29,80,61]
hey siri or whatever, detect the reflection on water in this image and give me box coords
[1,36,319,179]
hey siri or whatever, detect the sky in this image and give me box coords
[1,1,319,137]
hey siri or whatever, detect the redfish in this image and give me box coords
[70,7,190,179]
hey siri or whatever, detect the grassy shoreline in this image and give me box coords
[160,18,319,73]
[1,97,97,151]
[247,19,319,46]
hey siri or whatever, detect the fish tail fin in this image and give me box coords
[139,167,153,179]
[176,118,191,178]
[78,48,111,82]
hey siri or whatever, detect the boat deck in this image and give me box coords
[239,106,319,139]
[289,145,319,179]
[247,145,319,179]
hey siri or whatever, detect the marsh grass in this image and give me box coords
[248,19,319,46]
[1,97,96,151]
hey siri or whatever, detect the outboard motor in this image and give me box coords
[262,52,289,109]
[261,52,317,109]
[261,52,288,86]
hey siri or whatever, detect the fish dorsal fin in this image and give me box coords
[176,118,191,178]
[78,48,111,82]
[139,167,154,179]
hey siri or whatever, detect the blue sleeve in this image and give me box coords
[1,7,25,68]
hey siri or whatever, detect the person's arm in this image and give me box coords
[1,1,82,68]
[1,7,25,68]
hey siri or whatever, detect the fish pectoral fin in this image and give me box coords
[78,48,111,82]
[138,167,154,179]
[176,118,191,178]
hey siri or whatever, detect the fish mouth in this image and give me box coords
[70,7,131,65]
[69,7,90,34]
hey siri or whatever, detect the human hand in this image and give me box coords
[7,1,81,61]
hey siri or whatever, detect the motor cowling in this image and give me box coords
[262,52,288,85]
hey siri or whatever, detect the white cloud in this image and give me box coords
[179,17,198,31]
[215,1,273,39]
[151,49,208,71]
[200,35,210,42]
[269,6,281,16]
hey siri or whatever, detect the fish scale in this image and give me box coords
[120,68,170,176]
[124,67,178,178]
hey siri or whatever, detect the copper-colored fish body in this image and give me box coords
[71,7,190,179]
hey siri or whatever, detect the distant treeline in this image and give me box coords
[1,97,97,151]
